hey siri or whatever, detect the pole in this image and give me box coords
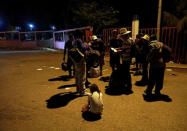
[157,0,162,41]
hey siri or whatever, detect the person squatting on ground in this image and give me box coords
[63,33,75,77]
[135,34,150,86]
[110,29,121,71]
[69,30,89,96]
[82,84,104,115]
[116,28,133,93]
[144,35,172,96]
[86,36,100,78]
[90,35,105,76]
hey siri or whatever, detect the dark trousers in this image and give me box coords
[122,61,132,90]
[141,62,148,82]
[110,54,120,71]
[146,67,165,94]
[67,56,74,76]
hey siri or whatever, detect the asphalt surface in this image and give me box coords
[0,50,187,131]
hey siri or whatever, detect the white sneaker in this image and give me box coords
[80,92,90,96]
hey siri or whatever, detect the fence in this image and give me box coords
[0,31,37,48]
[103,27,187,64]
[0,26,93,50]
[53,26,92,49]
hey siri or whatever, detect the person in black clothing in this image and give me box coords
[63,34,75,77]
[90,35,105,76]
[110,29,121,71]
[134,33,144,75]
[144,35,172,96]
[116,28,133,94]
[135,34,150,86]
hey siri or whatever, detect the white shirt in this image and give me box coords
[88,92,104,114]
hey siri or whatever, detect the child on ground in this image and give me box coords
[82,84,103,115]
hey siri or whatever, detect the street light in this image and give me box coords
[51,25,56,30]
[28,24,34,31]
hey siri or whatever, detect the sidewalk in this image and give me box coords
[166,61,187,69]
[0,48,62,54]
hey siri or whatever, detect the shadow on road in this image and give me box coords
[48,75,73,81]
[99,76,110,82]
[143,94,172,102]
[105,86,123,95]
[105,86,133,96]
[82,112,101,121]
[58,84,76,89]
[46,92,80,108]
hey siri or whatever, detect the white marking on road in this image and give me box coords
[166,69,172,72]
[55,68,60,70]
[37,68,43,70]
[103,69,108,72]
[65,88,70,90]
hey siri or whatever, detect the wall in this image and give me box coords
[0,40,37,48]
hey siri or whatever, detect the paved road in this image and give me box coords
[0,51,187,131]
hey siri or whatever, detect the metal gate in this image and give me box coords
[103,27,187,64]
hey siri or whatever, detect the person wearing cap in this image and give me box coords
[116,27,133,94]
[135,34,150,86]
[110,29,121,71]
[144,34,172,96]
[90,35,105,76]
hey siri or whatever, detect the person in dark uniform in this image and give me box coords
[135,34,150,86]
[134,33,144,75]
[63,34,75,77]
[110,29,121,71]
[144,35,172,96]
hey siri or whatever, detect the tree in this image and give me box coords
[163,0,187,34]
[72,1,119,34]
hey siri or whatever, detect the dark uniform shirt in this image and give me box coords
[64,40,74,57]
[148,41,172,68]
[135,39,150,63]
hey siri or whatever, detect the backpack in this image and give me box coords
[89,66,100,78]
[61,62,68,71]
[86,49,100,68]
[69,40,84,63]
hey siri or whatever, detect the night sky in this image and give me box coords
[0,0,174,31]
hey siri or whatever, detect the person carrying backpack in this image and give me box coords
[69,30,90,96]
[144,35,172,96]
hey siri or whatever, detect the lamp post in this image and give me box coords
[157,0,162,41]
